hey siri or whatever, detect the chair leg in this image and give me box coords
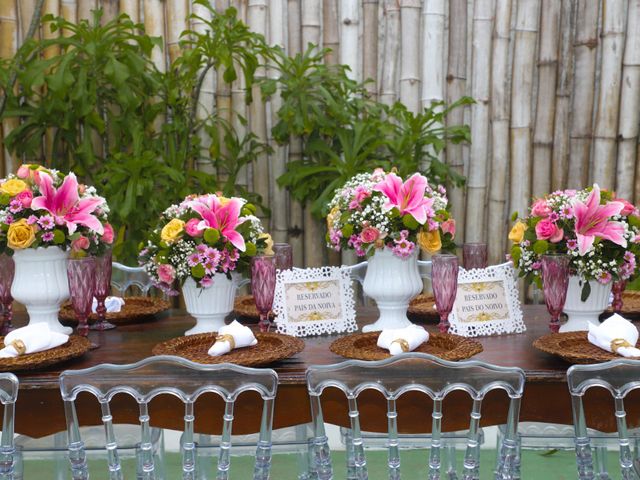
[593,446,610,480]
[446,444,458,480]
[295,424,311,480]
[344,429,357,480]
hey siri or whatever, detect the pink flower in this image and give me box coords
[185,218,203,237]
[102,223,114,244]
[31,172,105,235]
[567,239,578,250]
[27,215,38,225]
[8,200,22,214]
[189,195,246,251]
[549,227,564,243]
[16,165,30,179]
[187,252,201,267]
[597,271,612,284]
[200,277,214,288]
[616,199,636,216]
[16,190,32,208]
[535,218,561,241]
[392,239,415,258]
[71,235,90,251]
[573,184,627,255]
[353,186,370,204]
[360,226,380,243]
[531,199,551,218]
[531,261,541,270]
[441,219,456,239]
[348,199,362,211]
[41,232,54,242]
[157,264,176,284]
[329,229,342,250]
[373,172,435,225]
[37,215,54,230]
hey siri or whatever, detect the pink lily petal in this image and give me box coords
[224,229,246,251]
[576,233,595,256]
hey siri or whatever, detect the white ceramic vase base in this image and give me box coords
[361,248,422,332]
[182,274,239,336]
[560,276,612,332]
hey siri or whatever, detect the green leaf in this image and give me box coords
[52,229,66,244]
[511,211,519,222]
[629,215,640,229]
[533,240,549,255]
[203,228,220,244]
[510,245,522,265]
[402,214,419,230]
[191,264,205,279]
[244,241,257,256]
[341,224,354,238]
[581,281,592,302]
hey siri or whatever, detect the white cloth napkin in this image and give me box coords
[208,320,258,356]
[0,324,69,358]
[377,324,430,356]
[91,296,125,314]
[587,313,640,358]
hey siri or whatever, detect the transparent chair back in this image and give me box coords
[59,355,278,480]
[306,353,525,480]
[111,262,157,297]
[567,359,640,479]
[0,373,18,479]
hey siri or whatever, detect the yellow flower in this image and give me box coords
[508,221,527,243]
[326,206,340,230]
[0,179,28,197]
[160,218,185,244]
[218,196,231,206]
[418,229,442,254]
[259,233,274,255]
[7,219,36,249]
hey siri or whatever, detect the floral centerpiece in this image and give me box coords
[509,184,640,331]
[0,164,112,333]
[326,169,455,332]
[139,193,272,335]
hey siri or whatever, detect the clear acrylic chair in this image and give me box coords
[567,359,640,480]
[306,353,525,480]
[0,373,18,479]
[59,355,278,480]
[111,262,157,297]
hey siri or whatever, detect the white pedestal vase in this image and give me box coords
[10,247,72,335]
[182,273,243,335]
[560,276,612,332]
[362,248,422,332]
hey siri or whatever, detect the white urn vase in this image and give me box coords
[560,275,612,332]
[362,247,422,332]
[11,246,73,335]
[182,273,245,335]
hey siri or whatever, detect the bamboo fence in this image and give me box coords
[1,0,640,266]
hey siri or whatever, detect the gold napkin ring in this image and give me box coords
[611,338,632,354]
[216,334,236,350]
[391,338,410,353]
[8,340,26,356]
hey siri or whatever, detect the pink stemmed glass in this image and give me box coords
[67,257,98,348]
[463,243,488,270]
[251,255,277,332]
[541,254,570,333]
[0,254,15,335]
[273,243,293,271]
[432,254,459,333]
[612,280,627,313]
[90,250,116,331]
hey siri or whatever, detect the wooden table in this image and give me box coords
[9,306,633,437]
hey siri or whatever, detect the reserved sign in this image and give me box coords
[285,280,342,322]
[454,281,510,323]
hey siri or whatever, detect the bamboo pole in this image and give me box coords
[567,0,599,189]
[421,0,445,108]
[118,0,138,22]
[77,0,97,19]
[339,0,360,81]
[143,0,166,73]
[100,0,119,23]
[165,0,188,65]
[487,0,511,264]
[551,0,574,191]
[230,0,248,189]
[61,0,77,26]
[379,0,400,106]
[322,0,339,66]
[399,0,421,113]
[301,0,321,48]
[362,0,378,96]
[287,0,305,266]
[591,0,624,189]
[464,0,493,243]
[616,0,640,200]
[213,0,232,182]
[43,0,60,163]
[509,0,540,225]
[531,0,560,197]
[0,0,18,172]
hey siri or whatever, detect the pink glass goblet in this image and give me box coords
[612,280,627,313]
[432,254,459,333]
[0,254,15,335]
[67,257,98,348]
[463,243,488,270]
[90,250,116,331]
[273,243,293,271]
[541,254,570,333]
[251,255,277,332]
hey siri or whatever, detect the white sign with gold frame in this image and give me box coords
[273,266,357,337]
[448,262,525,337]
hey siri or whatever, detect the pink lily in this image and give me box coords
[31,172,104,235]
[373,172,434,224]
[573,184,627,255]
[190,195,246,251]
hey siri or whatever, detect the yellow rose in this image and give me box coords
[0,179,28,197]
[326,206,340,230]
[160,218,185,244]
[259,233,274,255]
[508,221,527,243]
[7,219,36,250]
[418,229,442,254]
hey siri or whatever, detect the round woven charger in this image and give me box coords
[233,295,274,320]
[0,335,91,372]
[152,332,305,367]
[330,331,483,361]
[533,331,640,364]
[407,294,437,318]
[606,291,640,316]
[59,296,171,325]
